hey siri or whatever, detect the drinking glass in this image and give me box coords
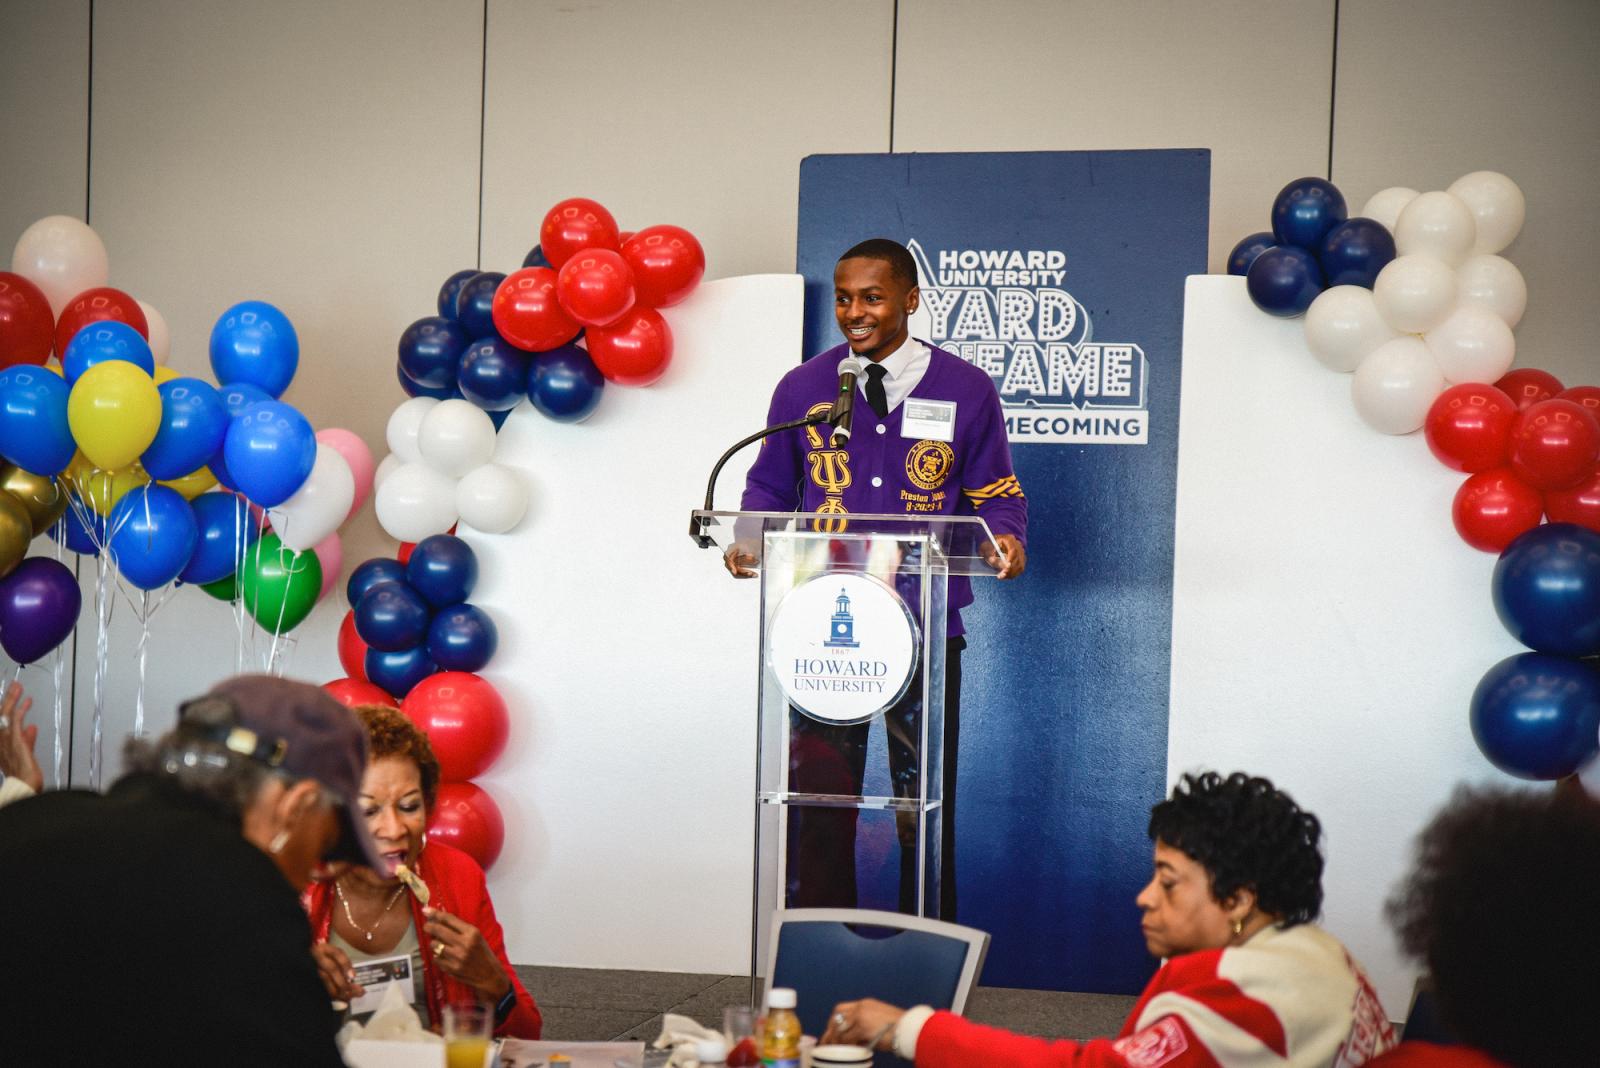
[443,1002,493,1068]
[723,1004,759,1066]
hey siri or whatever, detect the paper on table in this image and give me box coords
[499,1039,645,1068]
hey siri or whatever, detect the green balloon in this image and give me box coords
[199,574,239,601]
[238,532,321,633]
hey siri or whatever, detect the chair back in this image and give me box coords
[764,908,990,1041]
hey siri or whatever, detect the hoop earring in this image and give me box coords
[1231,917,1244,937]
[268,829,290,855]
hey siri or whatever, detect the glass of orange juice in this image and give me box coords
[443,1002,493,1068]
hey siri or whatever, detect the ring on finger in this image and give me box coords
[832,1012,848,1030]
[432,942,445,958]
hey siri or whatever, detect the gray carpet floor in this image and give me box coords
[512,965,1137,1045]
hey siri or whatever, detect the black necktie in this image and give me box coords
[864,363,889,418]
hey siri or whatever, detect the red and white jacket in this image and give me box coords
[909,924,1395,1068]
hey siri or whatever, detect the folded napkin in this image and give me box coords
[652,1013,723,1067]
[336,982,445,1052]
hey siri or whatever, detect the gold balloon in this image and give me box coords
[0,464,69,537]
[160,465,217,500]
[65,452,150,516]
[153,365,181,385]
[0,492,30,579]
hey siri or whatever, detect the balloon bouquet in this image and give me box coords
[325,196,707,869]
[1228,175,1600,783]
[1,215,377,787]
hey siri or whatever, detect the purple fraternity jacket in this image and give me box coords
[740,341,1028,636]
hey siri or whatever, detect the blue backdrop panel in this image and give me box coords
[796,150,1209,993]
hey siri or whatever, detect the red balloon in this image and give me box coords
[53,286,148,358]
[1558,385,1600,419]
[1546,466,1600,533]
[491,267,580,352]
[621,225,706,308]
[1494,368,1564,411]
[556,249,636,328]
[1452,467,1545,552]
[0,272,55,368]
[1423,383,1517,472]
[338,609,370,681]
[585,306,673,386]
[401,671,509,782]
[1508,399,1600,490]
[538,197,620,270]
[324,677,398,709]
[427,781,505,870]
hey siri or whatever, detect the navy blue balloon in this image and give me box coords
[1471,652,1600,780]
[50,505,104,555]
[1492,524,1600,657]
[427,603,498,672]
[354,581,433,652]
[522,245,551,269]
[397,316,470,389]
[0,365,75,476]
[457,337,532,412]
[437,269,479,321]
[1318,217,1397,289]
[346,557,408,607]
[208,383,273,491]
[365,644,437,700]
[143,377,228,480]
[453,271,506,340]
[396,361,461,401]
[1246,246,1323,318]
[529,344,604,423]
[406,534,478,608]
[62,321,155,385]
[222,400,316,507]
[209,300,299,398]
[1226,232,1276,277]
[107,485,199,590]
[1271,176,1348,250]
[180,492,260,584]
[488,409,511,432]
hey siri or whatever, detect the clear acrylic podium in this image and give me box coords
[690,509,1006,982]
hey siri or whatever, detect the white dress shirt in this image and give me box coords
[859,336,931,414]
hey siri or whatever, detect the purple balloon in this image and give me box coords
[0,557,82,664]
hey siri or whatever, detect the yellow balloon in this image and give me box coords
[0,492,29,579]
[160,465,217,500]
[41,360,64,377]
[152,365,181,385]
[66,453,150,516]
[67,360,161,470]
[0,464,69,537]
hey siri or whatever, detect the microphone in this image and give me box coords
[829,356,864,447]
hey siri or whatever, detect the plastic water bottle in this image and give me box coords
[760,988,801,1068]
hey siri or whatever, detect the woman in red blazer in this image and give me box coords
[303,704,541,1038]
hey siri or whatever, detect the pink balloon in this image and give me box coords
[315,427,375,520]
[312,531,343,601]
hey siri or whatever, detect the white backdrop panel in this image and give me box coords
[1170,276,1525,1016]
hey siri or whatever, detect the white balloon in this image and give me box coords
[417,398,496,478]
[268,443,355,551]
[136,300,171,364]
[10,215,109,317]
[1372,254,1458,334]
[374,453,402,490]
[385,397,438,464]
[1424,305,1516,386]
[1447,171,1525,255]
[1393,191,1477,267]
[374,461,458,542]
[1352,337,1446,435]
[1455,254,1527,328]
[456,464,529,534]
[1303,286,1399,373]
[1359,187,1419,233]
[1579,745,1600,802]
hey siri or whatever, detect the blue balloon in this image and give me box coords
[0,366,75,475]
[222,400,316,507]
[50,505,104,555]
[355,581,433,651]
[437,269,480,321]
[453,272,506,340]
[397,316,470,389]
[62,321,154,384]
[488,408,511,432]
[1246,246,1323,317]
[457,337,532,412]
[427,603,498,672]
[1226,232,1276,276]
[1271,177,1348,250]
[1492,524,1600,657]
[522,245,551,269]
[209,301,299,398]
[1318,217,1396,289]
[107,485,199,590]
[208,383,274,491]
[179,492,260,585]
[1471,653,1600,780]
[366,644,436,700]
[529,344,604,423]
[142,378,228,480]
[347,557,408,607]
[397,362,461,401]
[406,534,478,608]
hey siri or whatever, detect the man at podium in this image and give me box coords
[726,238,1028,920]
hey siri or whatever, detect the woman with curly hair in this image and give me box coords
[301,704,541,1038]
[824,771,1396,1066]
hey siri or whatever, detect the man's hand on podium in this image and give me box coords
[723,542,758,578]
[983,533,1027,580]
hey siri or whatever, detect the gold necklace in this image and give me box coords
[335,879,407,942]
